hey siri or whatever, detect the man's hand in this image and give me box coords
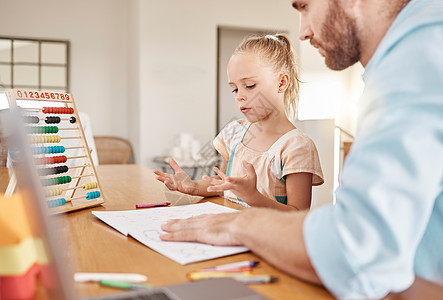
[160,212,242,246]
[154,158,198,195]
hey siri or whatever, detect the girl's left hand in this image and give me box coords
[203,161,258,200]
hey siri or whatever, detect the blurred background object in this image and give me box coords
[93,136,134,164]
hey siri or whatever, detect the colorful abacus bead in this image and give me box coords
[83,182,98,190]
[32,146,65,155]
[86,191,100,200]
[35,155,67,165]
[42,107,74,114]
[23,116,39,124]
[37,165,69,176]
[70,116,76,123]
[47,198,66,208]
[52,156,67,164]
[45,116,61,124]
[30,135,61,144]
[41,176,71,186]
[45,188,63,197]
[27,126,59,134]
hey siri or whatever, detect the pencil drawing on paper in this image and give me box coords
[92,202,249,264]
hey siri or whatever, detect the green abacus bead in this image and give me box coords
[58,176,71,184]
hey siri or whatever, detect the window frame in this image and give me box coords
[0,36,70,92]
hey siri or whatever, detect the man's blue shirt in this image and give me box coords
[304,0,443,298]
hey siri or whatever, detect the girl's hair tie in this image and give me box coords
[265,34,279,41]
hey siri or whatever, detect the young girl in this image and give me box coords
[154,34,324,210]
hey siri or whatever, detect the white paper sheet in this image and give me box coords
[92,202,249,264]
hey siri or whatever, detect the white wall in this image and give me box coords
[1,0,338,206]
[0,0,129,138]
[294,119,336,207]
[136,0,299,168]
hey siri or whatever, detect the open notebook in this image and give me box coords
[92,202,249,265]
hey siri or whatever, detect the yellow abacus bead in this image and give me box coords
[47,135,61,143]
[45,188,63,197]
[30,136,43,143]
[83,182,98,190]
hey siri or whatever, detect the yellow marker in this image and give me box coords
[187,271,251,281]
[187,271,277,284]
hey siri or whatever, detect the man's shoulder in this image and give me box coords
[367,0,443,71]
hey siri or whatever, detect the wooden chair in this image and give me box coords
[93,136,134,164]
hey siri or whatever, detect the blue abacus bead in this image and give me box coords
[48,198,66,208]
[49,146,65,153]
[32,147,43,154]
[57,198,66,207]
[86,191,100,200]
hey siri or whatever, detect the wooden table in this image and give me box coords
[50,164,334,300]
[3,165,440,299]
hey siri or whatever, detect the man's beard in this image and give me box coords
[311,0,361,71]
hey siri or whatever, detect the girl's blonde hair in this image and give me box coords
[233,34,300,120]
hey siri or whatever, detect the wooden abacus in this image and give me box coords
[5,89,105,214]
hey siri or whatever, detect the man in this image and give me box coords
[160,0,443,298]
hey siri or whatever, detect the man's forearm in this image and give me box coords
[160,206,321,284]
[229,208,322,284]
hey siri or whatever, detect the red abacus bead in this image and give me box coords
[53,156,67,163]
[42,107,74,114]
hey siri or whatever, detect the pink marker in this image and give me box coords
[136,202,171,209]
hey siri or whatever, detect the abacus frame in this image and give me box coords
[5,89,105,214]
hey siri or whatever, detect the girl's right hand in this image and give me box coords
[203,161,258,201]
[153,158,198,195]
